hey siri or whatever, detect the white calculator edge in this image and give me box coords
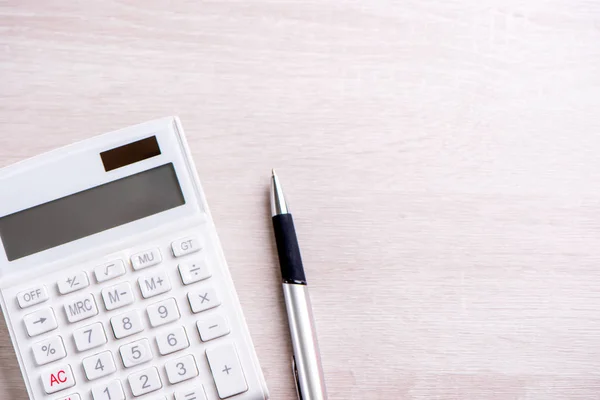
[0,117,270,400]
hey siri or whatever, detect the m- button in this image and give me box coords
[172,236,201,257]
[17,285,49,308]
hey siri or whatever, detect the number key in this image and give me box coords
[128,367,162,396]
[156,326,189,356]
[82,351,116,380]
[119,338,153,368]
[73,322,107,352]
[91,379,125,400]
[147,298,180,327]
[110,310,143,339]
[165,354,198,384]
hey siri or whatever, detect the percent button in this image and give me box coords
[33,335,67,366]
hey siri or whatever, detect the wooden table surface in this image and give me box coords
[2,1,600,399]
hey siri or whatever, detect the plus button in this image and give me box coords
[222,365,232,375]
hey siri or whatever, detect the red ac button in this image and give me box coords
[41,364,75,394]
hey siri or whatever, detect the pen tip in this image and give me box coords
[271,168,277,178]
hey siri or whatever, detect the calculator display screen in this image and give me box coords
[0,163,185,261]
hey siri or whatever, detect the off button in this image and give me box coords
[172,236,202,258]
[17,285,49,309]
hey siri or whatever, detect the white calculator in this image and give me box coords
[0,117,269,400]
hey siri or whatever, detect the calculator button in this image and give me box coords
[64,293,98,323]
[41,363,75,394]
[147,298,180,327]
[119,338,153,368]
[138,271,171,298]
[128,366,162,396]
[188,286,220,314]
[32,335,67,365]
[174,386,208,400]
[156,326,190,356]
[197,315,230,342]
[95,260,126,283]
[55,393,80,400]
[92,379,125,400]
[178,259,211,285]
[24,307,58,337]
[57,271,89,295]
[165,354,199,384]
[172,236,202,257]
[82,351,117,380]
[111,309,144,339]
[131,248,162,270]
[73,322,107,352]
[17,285,48,308]
[206,343,248,398]
[101,282,135,311]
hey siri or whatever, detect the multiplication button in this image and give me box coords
[188,286,220,314]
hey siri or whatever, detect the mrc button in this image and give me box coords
[63,293,99,323]
[17,285,49,308]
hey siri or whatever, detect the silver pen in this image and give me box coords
[270,170,328,400]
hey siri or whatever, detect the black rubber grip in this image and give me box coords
[272,213,307,284]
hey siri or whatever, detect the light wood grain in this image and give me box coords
[2,0,600,399]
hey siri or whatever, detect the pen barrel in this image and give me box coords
[282,283,328,400]
[272,214,307,284]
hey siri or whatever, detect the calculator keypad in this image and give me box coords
[188,286,220,314]
[91,379,125,400]
[17,285,49,309]
[119,338,153,368]
[32,335,67,366]
[95,260,126,283]
[14,235,251,399]
[82,351,117,381]
[24,307,58,337]
[110,309,144,339]
[101,282,135,311]
[41,363,75,394]
[156,326,190,356]
[64,293,98,323]
[165,354,199,384]
[197,315,230,342]
[57,271,89,295]
[147,297,180,327]
[138,271,171,298]
[73,322,107,352]
[130,248,162,270]
[178,258,211,285]
[128,366,162,396]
